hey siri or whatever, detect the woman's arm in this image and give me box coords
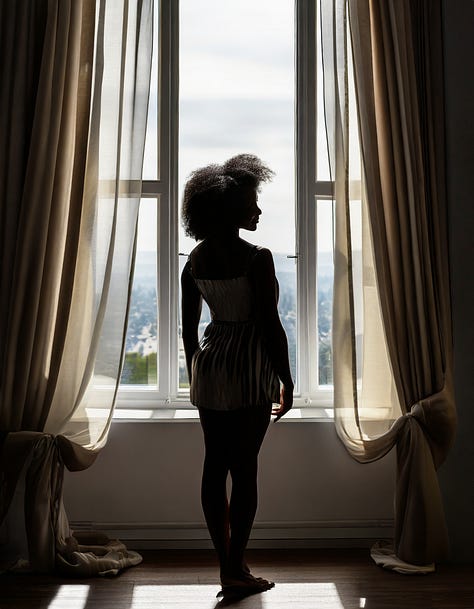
[181,261,202,384]
[249,248,294,420]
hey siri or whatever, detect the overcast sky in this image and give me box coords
[139,0,336,256]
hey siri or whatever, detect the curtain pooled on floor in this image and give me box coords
[321,0,456,571]
[0,0,153,574]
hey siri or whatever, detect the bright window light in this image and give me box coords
[131,583,344,608]
[48,585,90,609]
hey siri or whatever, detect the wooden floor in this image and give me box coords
[1,549,473,609]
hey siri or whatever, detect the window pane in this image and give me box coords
[316,199,334,386]
[350,199,363,383]
[316,0,331,181]
[121,198,158,386]
[316,198,363,387]
[179,0,295,253]
[178,0,296,389]
[142,0,159,180]
[276,254,297,382]
[178,255,211,391]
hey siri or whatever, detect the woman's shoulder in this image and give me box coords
[189,241,205,257]
[187,238,274,278]
[247,243,274,263]
[246,245,275,281]
[187,241,206,269]
[238,239,272,258]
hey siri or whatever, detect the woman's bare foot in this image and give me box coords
[219,566,275,598]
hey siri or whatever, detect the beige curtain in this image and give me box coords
[0,0,153,574]
[321,0,456,571]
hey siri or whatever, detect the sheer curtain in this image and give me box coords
[321,0,456,572]
[0,0,153,574]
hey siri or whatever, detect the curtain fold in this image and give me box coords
[322,0,456,571]
[0,0,153,574]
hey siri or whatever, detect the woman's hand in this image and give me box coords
[272,384,293,422]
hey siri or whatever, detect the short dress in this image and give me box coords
[187,247,281,411]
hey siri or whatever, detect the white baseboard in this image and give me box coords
[69,519,394,550]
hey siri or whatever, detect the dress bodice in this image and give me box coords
[193,276,255,323]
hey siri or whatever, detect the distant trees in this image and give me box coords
[318,282,333,385]
[122,352,157,384]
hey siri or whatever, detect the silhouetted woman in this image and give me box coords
[181,154,293,598]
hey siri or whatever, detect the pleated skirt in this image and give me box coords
[190,320,280,410]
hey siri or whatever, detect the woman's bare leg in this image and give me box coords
[227,456,258,574]
[199,408,231,572]
[199,406,273,591]
[225,405,272,587]
[201,452,230,569]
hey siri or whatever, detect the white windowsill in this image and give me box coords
[111,404,334,423]
[111,386,335,422]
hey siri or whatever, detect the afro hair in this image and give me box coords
[181,154,274,240]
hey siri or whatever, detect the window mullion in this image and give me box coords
[155,0,179,401]
[296,0,319,399]
[168,0,180,401]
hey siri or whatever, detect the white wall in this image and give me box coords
[63,419,396,548]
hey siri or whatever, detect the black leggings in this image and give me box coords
[198,405,272,574]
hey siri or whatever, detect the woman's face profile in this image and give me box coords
[238,188,262,232]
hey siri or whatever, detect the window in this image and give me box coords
[117,0,340,410]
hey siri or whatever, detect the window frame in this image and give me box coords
[116,0,335,411]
